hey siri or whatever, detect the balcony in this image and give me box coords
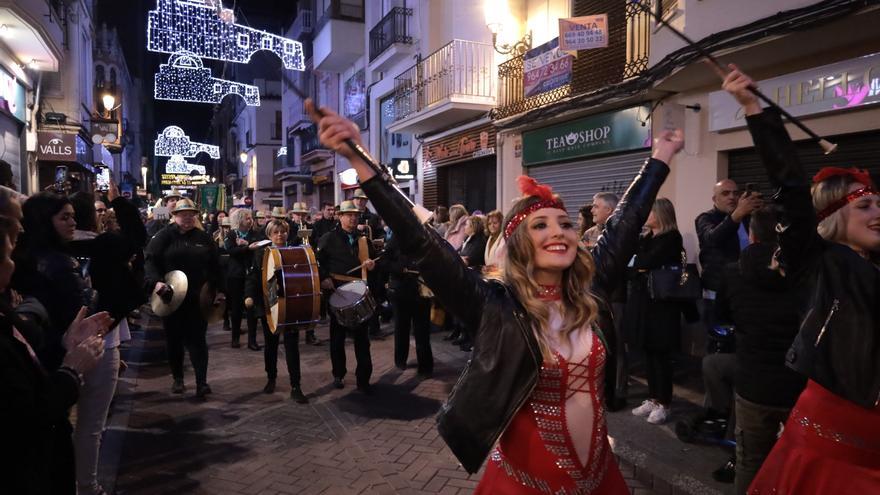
[388,39,495,135]
[313,0,365,72]
[0,0,65,72]
[368,7,414,72]
[493,0,650,120]
[290,9,313,40]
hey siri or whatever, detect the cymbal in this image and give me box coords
[150,270,188,317]
[200,283,226,324]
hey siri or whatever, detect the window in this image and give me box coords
[273,111,282,140]
[95,65,105,87]
[237,33,249,48]
[246,130,252,147]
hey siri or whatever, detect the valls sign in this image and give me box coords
[37,132,77,162]
[523,105,651,166]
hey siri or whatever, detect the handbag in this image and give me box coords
[647,250,702,302]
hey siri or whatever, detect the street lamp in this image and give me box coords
[101,92,118,116]
[141,165,148,190]
[484,0,531,55]
[239,151,248,164]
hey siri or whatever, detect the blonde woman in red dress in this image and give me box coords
[308,100,684,494]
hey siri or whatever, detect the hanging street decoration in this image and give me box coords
[165,154,208,175]
[276,147,287,158]
[147,0,305,71]
[154,125,220,159]
[155,52,260,106]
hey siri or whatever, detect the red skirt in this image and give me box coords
[748,380,880,495]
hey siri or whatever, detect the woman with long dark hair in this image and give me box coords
[308,101,684,493]
[723,66,880,493]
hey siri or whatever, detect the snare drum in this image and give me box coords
[329,280,376,328]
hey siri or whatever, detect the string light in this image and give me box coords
[276,147,287,158]
[154,125,220,159]
[165,154,207,175]
[147,0,305,71]
[155,51,259,106]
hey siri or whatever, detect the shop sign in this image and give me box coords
[91,120,121,146]
[709,52,880,131]
[38,131,91,163]
[0,67,26,123]
[160,173,208,186]
[523,105,651,166]
[558,15,608,52]
[423,125,497,167]
[390,158,416,181]
[524,38,572,98]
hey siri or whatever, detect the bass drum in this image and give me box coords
[262,246,321,333]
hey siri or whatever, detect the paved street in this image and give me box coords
[95,313,716,495]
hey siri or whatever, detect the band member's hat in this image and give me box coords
[220,217,231,227]
[255,210,267,219]
[291,202,309,214]
[353,188,367,199]
[171,198,199,214]
[338,200,360,214]
[270,206,287,219]
[164,189,183,201]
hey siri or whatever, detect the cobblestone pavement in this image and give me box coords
[102,314,654,494]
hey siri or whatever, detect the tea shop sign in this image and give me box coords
[709,52,880,131]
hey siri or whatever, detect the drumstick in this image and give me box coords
[346,255,384,275]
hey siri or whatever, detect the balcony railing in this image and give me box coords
[369,7,413,62]
[315,0,365,32]
[291,9,313,39]
[493,0,650,120]
[392,39,494,122]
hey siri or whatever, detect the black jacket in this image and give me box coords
[381,232,421,295]
[624,230,687,352]
[311,218,337,244]
[360,158,668,473]
[716,242,806,407]
[144,225,224,305]
[695,208,749,291]
[0,311,79,495]
[359,209,383,240]
[459,232,487,268]
[746,108,880,409]
[224,229,263,279]
[316,227,375,286]
[245,245,273,315]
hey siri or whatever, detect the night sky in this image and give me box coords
[96,0,300,145]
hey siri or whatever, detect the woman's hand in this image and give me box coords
[64,307,112,349]
[62,335,105,374]
[305,100,377,183]
[651,129,685,165]
[717,63,762,116]
[244,297,254,309]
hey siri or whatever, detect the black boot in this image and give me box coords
[172,379,185,394]
[263,378,276,394]
[196,383,212,399]
[290,387,308,404]
[712,456,736,483]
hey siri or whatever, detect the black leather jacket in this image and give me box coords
[746,108,880,409]
[361,158,669,473]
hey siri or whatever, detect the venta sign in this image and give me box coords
[523,105,651,166]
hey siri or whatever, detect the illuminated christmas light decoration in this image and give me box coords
[154,125,221,159]
[148,0,305,71]
[155,52,260,106]
[165,154,207,175]
[276,146,287,158]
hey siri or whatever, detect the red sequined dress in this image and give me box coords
[475,329,628,494]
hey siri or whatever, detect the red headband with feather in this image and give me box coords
[503,176,567,239]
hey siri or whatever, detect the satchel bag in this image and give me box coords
[647,250,701,302]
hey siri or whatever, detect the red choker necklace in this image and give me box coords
[537,284,562,301]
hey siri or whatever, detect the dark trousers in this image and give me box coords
[262,320,301,387]
[329,314,372,387]
[392,293,433,374]
[612,302,628,398]
[734,394,791,495]
[645,350,673,405]
[229,277,256,345]
[163,303,209,385]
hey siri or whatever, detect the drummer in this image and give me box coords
[316,200,377,393]
[276,204,321,345]
[246,219,309,404]
[144,198,225,398]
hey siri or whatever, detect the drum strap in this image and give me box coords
[331,273,361,283]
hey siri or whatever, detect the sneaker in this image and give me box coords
[172,379,185,394]
[631,399,657,417]
[263,379,276,394]
[647,404,670,424]
[290,387,309,404]
[332,377,344,389]
[196,383,212,398]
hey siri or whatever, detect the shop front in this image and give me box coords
[522,105,652,212]
[422,122,497,213]
[0,65,27,190]
[36,130,94,192]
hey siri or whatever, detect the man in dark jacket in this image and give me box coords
[311,202,337,323]
[716,208,806,495]
[316,200,376,393]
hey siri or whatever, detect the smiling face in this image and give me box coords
[339,212,358,232]
[526,208,579,281]
[53,203,76,242]
[842,183,880,255]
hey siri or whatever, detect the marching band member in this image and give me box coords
[308,100,684,492]
[225,208,263,350]
[246,219,309,404]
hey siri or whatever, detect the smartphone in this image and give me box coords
[54,165,68,193]
[96,166,111,192]
[744,182,757,196]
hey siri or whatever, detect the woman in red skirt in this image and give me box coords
[722,67,880,494]
[308,100,686,494]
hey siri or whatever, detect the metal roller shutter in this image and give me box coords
[728,129,880,196]
[527,150,651,212]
